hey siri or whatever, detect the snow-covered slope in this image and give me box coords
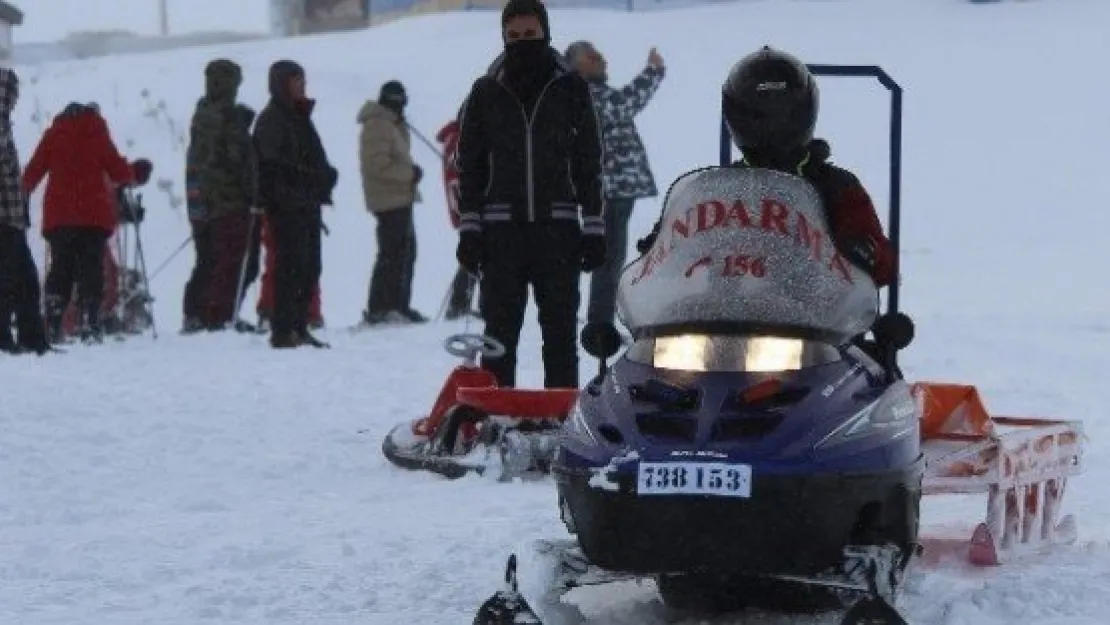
[3,1,1110,624]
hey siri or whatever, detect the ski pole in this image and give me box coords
[232,211,260,329]
[147,235,192,281]
[405,121,444,160]
[128,191,158,340]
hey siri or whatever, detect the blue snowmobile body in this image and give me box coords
[557,335,922,578]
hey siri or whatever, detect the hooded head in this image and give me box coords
[0,68,19,117]
[268,60,307,104]
[499,0,556,88]
[205,59,242,102]
[501,0,550,45]
[378,80,407,116]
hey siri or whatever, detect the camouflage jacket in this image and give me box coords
[186,96,256,220]
[587,64,664,201]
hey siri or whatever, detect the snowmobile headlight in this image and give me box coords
[653,334,710,371]
[743,337,804,372]
[651,335,806,372]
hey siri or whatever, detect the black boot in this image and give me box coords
[297,327,330,348]
[81,303,104,344]
[44,295,65,344]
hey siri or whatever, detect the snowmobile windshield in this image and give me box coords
[625,334,841,373]
[616,167,878,343]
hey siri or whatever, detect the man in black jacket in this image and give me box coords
[455,0,605,388]
[253,60,337,349]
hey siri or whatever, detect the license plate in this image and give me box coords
[637,461,752,498]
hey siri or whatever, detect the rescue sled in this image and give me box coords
[382,332,577,481]
[916,382,1084,566]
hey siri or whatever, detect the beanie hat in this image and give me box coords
[379,80,407,109]
[501,0,551,43]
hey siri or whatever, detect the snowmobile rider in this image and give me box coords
[637,46,894,287]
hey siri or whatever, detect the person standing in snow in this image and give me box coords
[183,59,259,333]
[23,102,152,344]
[0,68,49,355]
[358,80,426,326]
[252,59,337,349]
[455,0,605,388]
[565,41,665,327]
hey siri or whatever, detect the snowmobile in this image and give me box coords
[382,332,579,481]
[470,65,1085,625]
[474,165,921,625]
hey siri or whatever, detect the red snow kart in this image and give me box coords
[382,333,578,481]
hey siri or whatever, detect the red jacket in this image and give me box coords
[23,106,137,234]
[436,119,461,229]
[827,182,895,287]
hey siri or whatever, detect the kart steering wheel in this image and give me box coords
[444,332,506,363]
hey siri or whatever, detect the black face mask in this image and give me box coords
[503,39,550,77]
[381,95,406,116]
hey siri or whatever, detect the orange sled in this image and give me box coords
[382,332,577,480]
[915,382,1084,566]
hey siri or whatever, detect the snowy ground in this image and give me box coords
[4,0,1110,623]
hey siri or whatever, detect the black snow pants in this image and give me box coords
[268,207,322,339]
[44,226,109,337]
[0,224,48,352]
[182,218,213,327]
[478,222,581,388]
[366,205,416,316]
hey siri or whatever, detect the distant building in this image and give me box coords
[0,1,22,60]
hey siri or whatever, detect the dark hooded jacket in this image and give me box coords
[252,60,336,214]
[186,59,253,220]
[456,48,603,234]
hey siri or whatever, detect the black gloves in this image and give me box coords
[843,236,877,274]
[580,234,606,272]
[456,230,483,275]
[412,164,423,186]
[131,158,153,185]
[317,166,338,205]
[635,219,662,254]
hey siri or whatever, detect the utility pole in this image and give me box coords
[159,0,169,36]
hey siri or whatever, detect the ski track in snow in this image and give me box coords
[5,0,1110,623]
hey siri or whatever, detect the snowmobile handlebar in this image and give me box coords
[444,332,506,363]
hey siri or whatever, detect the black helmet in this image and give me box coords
[722,46,819,156]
